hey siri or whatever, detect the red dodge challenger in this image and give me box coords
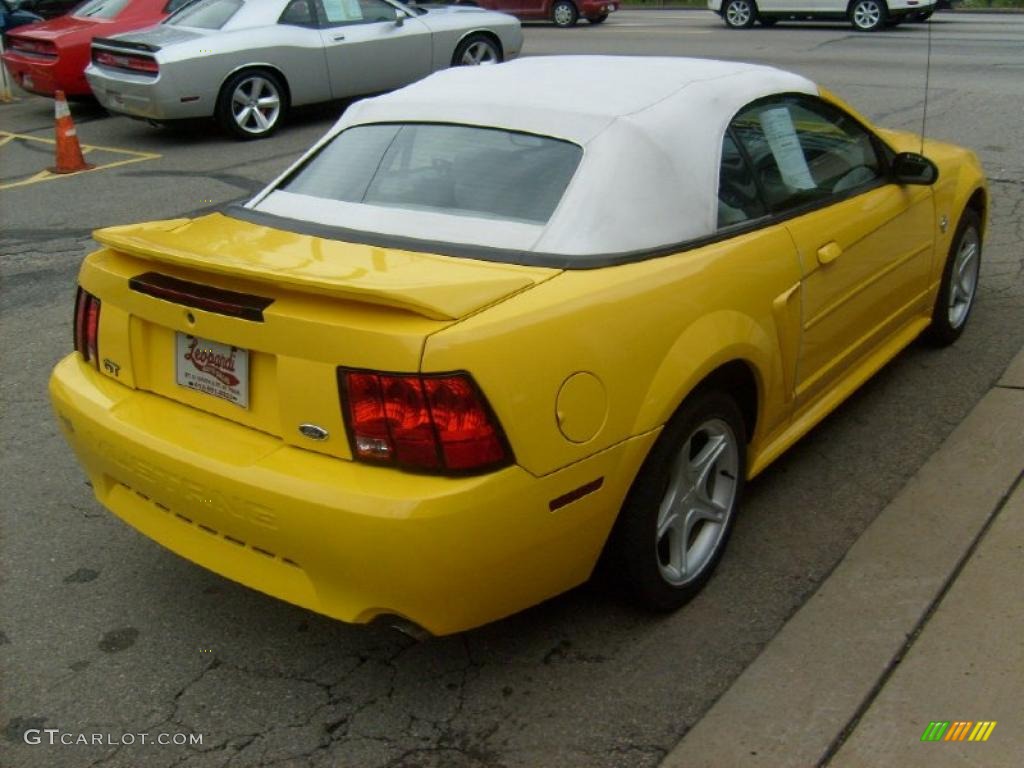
[2,0,192,98]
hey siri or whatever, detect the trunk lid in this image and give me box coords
[81,214,557,459]
[96,24,206,50]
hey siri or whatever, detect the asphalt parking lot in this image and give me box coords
[2,10,1023,768]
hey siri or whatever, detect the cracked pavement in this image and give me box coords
[2,12,1023,768]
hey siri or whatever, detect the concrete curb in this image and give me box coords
[660,346,1024,767]
[829,478,1023,765]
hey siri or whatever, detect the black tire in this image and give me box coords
[606,390,747,611]
[849,0,888,31]
[215,68,287,140]
[451,33,502,66]
[926,209,982,346]
[722,0,757,29]
[551,0,578,27]
[588,12,608,24]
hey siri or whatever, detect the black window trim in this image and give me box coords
[223,97,911,271]
[719,124,771,228]
[723,91,898,224]
[279,0,322,28]
[313,0,403,29]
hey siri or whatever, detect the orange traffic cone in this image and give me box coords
[50,90,94,174]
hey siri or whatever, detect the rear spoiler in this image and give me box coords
[92,37,161,53]
[92,214,555,322]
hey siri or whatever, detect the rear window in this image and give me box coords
[280,123,583,225]
[73,0,133,18]
[167,0,242,28]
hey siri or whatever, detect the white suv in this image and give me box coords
[708,0,937,31]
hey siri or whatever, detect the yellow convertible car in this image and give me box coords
[50,57,987,635]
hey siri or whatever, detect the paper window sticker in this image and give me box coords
[758,107,816,191]
[322,0,360,22]
[342,0,363,20]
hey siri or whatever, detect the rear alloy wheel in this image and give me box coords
[216,70,286,140]
[723,0,757,29]
[927,209,982,346]
[552,0,579,27]
[452,34,502,66]
[609,390,746,611]
[850,0,887,31]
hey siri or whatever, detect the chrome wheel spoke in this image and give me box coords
[657,508,689,579]
[691,494,727,525]
[251,108,270,131]
[689,433,727,493]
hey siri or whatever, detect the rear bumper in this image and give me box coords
[85,63,209,121]
[50,354,654,635]
[2,52,88,97]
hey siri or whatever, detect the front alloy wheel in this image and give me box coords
[607,390,746,611]
[723,0,756,28]
[850,0,887,31]
[928,209,982,345]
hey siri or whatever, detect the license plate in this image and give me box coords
[175,333,250,408]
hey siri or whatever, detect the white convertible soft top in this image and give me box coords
[251,56,818,260]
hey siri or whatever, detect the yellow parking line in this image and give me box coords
[0,130,160,191]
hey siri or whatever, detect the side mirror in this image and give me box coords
[892,152,938,186]
[395,9,407,26]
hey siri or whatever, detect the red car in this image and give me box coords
[470,0,618,27]
[2,0,192,98]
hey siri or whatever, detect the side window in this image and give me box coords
[165,0,196,13]
[731,96,883,213]
[717,131,766,228]
[357,0,398,22]
[320,0,396,24]
[280,0,316,25]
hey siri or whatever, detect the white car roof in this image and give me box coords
[252,56,819,260]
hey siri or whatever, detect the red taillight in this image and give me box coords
[340,369,511,474]
[93,49,159,75]
[73,287,101,367]
[9,37,58,58]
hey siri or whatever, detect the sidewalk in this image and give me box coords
[662,347,1024,767]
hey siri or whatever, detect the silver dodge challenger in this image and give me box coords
[85,0,523,139]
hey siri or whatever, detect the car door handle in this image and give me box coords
[817,242,843,266]
[333,35,345,41]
